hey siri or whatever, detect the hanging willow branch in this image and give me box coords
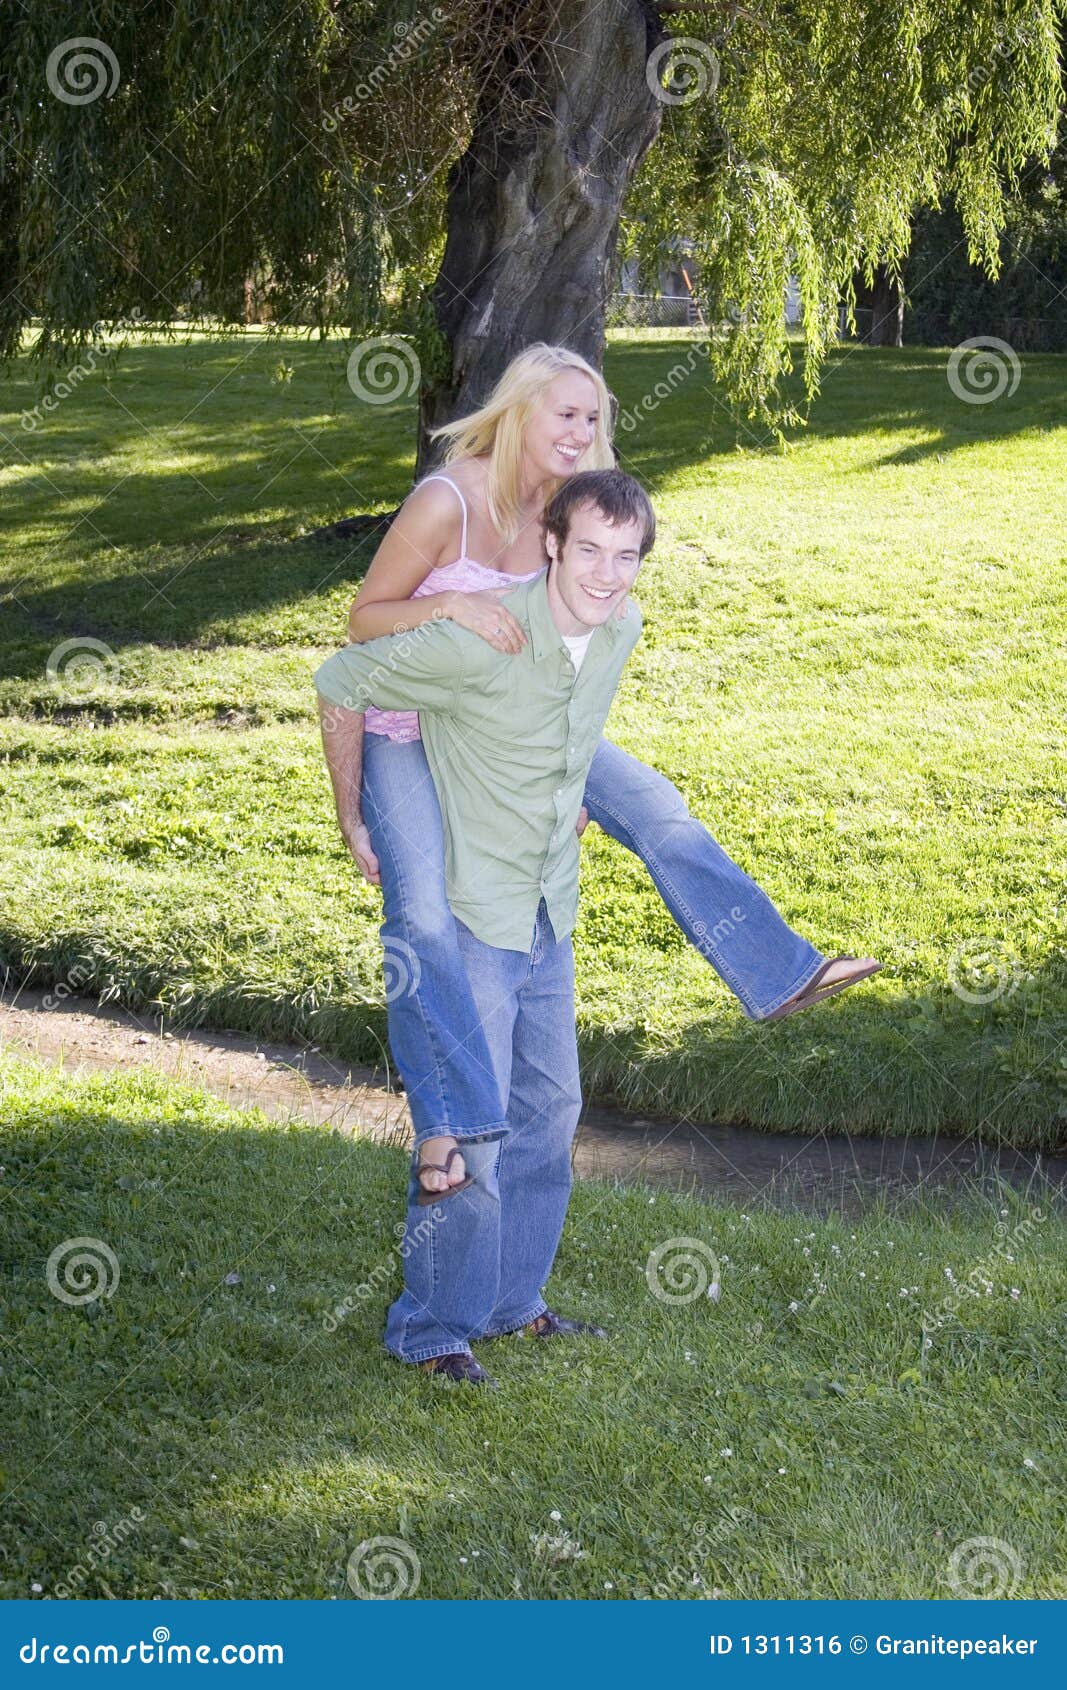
[1,0,1062,430]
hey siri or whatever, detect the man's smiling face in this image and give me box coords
[544,501,644,637]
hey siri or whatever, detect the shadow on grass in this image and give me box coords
[0,531,379,666]
[608,340,1067,488]
[3,1055,1065,1600]
[577,954,1067,1153]
[3,338,1065,655]
[0,1092,427,1598]
[5,920,1066,1147]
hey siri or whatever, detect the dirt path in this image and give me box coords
[2,986,1063,1213]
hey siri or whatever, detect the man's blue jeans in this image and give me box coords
[383,900,580,1364]
[361,732,825,1143]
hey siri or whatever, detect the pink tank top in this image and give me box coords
[364,474,542,742]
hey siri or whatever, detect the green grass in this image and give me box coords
[1,1052,1063,1600]
[1,328,1065,1142]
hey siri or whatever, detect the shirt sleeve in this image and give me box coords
[314,622,465,716]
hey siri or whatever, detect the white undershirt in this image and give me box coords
[561,631,594,674]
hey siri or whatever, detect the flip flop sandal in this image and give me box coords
[415,1145,474,1207]
[763,955,882,1022]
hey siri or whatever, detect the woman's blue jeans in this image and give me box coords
[361,730,825,1143]
[383,900,580,1364]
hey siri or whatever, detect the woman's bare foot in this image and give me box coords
[811,957,880,993]
[416,1135,469,1197]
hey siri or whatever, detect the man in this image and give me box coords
[315,468,655,1386]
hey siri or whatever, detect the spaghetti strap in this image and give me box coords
[419,473,469,560]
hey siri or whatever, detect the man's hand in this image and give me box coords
[345,819,381,884]
[576,805,589,840]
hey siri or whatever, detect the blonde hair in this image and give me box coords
[430,343,616,545]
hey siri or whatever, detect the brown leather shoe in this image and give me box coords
[418,1352,497,1387]
[526,1310,609,1340]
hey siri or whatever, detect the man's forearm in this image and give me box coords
[319,696,365,849]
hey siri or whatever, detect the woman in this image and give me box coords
[341,344,879,1198]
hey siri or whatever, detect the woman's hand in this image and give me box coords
[446,589,527,654]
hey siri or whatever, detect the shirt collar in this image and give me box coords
[524,568,622,663]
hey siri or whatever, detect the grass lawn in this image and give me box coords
[1,1052,1063,1601]
[0,329,1065,1143]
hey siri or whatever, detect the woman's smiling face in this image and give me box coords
[522,371,601,483]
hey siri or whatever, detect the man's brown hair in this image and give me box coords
[543,469,656,560]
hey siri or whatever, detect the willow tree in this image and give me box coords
[2,0,1062,459]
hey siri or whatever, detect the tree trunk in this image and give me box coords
[862,264,904,347]
[415,0,665,474]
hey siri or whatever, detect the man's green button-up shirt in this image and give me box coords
[314,570,641,951]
